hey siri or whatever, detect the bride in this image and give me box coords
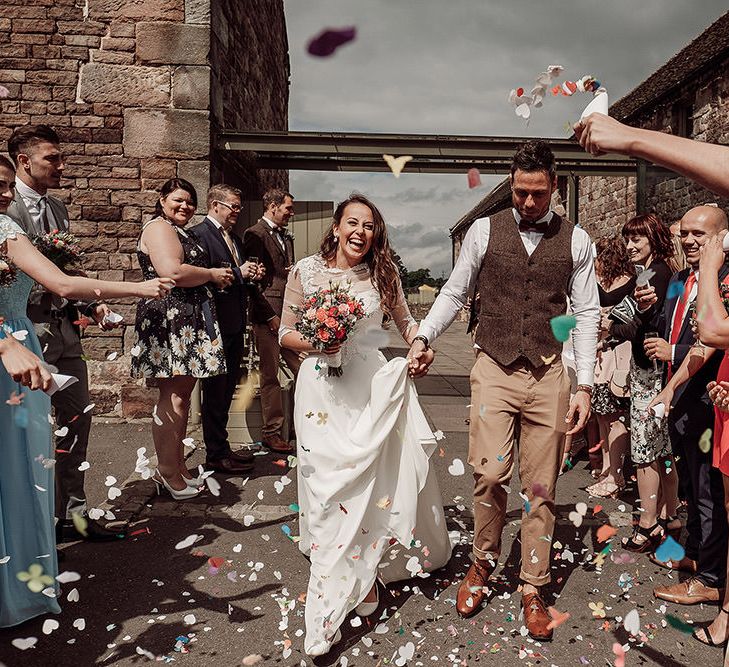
[279,193,452,656]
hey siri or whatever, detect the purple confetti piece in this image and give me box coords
[307,26,357,57]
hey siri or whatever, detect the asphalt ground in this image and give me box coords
[0,323,723,666]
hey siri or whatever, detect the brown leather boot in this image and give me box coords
[455,559,493,618]
[522,592,553,642]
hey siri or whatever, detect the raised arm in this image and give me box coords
[4,230,171,302]
[697,234,729,348]
[575,114,729,199]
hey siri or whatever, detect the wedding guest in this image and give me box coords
[280,194,451,656]
[0,155,171,627]
[410,141,600,641]
[242,188,300,454]
[192,184,274,475]
[607,214,679,552]
[574,113,729,198]
[587,236,634,498]
[646,206,729,609]
[131,178,233,500]
[693,229,729,653]
[7,125,127,543]
[669,220,688,272]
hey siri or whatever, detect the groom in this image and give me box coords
[410,140,599,640]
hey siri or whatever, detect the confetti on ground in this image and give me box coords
[654,535,685,563]
[699,428,712,453]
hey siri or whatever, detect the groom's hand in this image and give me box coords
[565,389,591,435]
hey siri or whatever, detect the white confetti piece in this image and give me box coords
[175,534,202,550]
[42,619,59,635]
[447,458,465,476]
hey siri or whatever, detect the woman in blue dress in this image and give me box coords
[0,155,172,627]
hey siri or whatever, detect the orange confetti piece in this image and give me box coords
[593,505,603,515]
[597,524,617,543]
[272,459,288,468]
[208,557,225,569]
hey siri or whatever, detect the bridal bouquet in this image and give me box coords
[292,281,366,376]
[32,229,83,269]
[0,253,17,287]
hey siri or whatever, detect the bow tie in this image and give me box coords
[518,220,548,233]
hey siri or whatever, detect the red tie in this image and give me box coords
[670,272,697,344]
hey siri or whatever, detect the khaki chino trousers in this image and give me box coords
[468,351,570,586]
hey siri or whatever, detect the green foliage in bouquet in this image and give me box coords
[32,229,83,269]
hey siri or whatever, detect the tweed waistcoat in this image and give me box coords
[474,208,574,368]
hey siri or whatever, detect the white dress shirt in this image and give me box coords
[209,217,242,265]
[418,208,600,386]
[263,215,287,253]
[15,177,55,231]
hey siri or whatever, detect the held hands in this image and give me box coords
[699,231,727,275]
[644,336,672,362]
[0,336,52,391]
[210,267,234,289]
[140,277,175,299]
[565,389,591,436]
[406,339,434,378]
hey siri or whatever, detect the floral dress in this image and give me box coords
[131,218,226,379]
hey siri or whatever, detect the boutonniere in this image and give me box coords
[284,232,295,243]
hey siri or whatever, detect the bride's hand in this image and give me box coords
[408,347,434,378]
[322,342,342,355]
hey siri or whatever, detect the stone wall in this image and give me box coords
[0,0,289,417]
[209,0,289,197]
[579,53,729,240]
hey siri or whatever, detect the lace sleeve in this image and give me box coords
[390,280,418,341]
[278,262,305,345]
[0,215,25,246]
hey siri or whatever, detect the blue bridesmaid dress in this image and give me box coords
[0,214,60,626]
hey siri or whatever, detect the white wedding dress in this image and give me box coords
[279,254,452,656]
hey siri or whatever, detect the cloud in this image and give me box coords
[285,0,727,277]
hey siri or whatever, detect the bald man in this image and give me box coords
[644,205,729,605]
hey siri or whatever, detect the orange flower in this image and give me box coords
[317,329,331,342]
[315,308,327,322]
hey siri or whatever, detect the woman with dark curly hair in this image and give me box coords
[607,214,680,551]
[279,194,452,656]
[587,236,635,498]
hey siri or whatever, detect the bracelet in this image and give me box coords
[412,335,429,350]
[576,384,593,396]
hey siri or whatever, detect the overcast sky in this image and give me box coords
[284,1,727,278]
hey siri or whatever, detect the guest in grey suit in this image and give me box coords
[7,125,126,543]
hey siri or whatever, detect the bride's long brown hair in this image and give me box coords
[319,193,400,319]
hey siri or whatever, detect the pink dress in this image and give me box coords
[713,352,729,475]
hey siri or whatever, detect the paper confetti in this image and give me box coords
[550,315,577,342]
[467,168,482,189]
[383,154,413,178]
[307,26,357,57]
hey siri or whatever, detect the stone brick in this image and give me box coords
[90,49,134,65]
[109,253,132,270]
[11,34,50,46]
[71,116,104,128]
[136,22,209,65]
[27,70,78,85]
[108,22,135,38]
[72,189,111,205]
[177,160,209,210]
[121,384,158,419]
[82,205,121,221]
[100,36,135,52]
[110,190,159,207]
[91,128,122,143]
[78,62,170,106]
[31,45,61,59]
[0,69,25,82]
[12,19,56,33]
[0,6,48,19]
[140,158,176,179]
[172,65,209,109]
[88,387,118,415]
[85,142,123,155]
[110,166,138,178]
[99,222,141,237]
[89,0,184,23]
[65,35,102,48]
[122,206,142,222]
[123,108,209,159]
[89,177,141,190]
[52,86,76,100]
[185,0,210,24]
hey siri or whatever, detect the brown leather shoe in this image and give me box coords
[455,559,493,618]
[522,592,553,642]
[653,577,722,605]
[206,456,254,474]
[649,553,698,574]
[262,434,295,454]
[230,449,255,464]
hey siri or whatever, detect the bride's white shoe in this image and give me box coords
[306,629,342,657]
[355,582,379,616]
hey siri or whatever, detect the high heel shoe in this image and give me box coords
[153,470,201,500]
[355,582,380,616]
[183,475,204,488]
[586,477,625,498]
[306,628,342,657]
[623,522,663,553]
[693,606,729,648]
[658,515,682,542]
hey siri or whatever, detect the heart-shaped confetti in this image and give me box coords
[42,619,60,635]
[699,428,713,453]
[550,315,577,342]
[11,637,37,650]
[77,461,91,472]
[72,618,86,631]
[448,458,465,476]
[383,154,413,178]
[67,587,79,602]
[654,535,685,563]
[623,609,640,635]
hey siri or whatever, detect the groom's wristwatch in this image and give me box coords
[413,335,430,350]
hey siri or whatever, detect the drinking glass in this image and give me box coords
[644,330,661,372]
[246,256,259,286]
[217,260,232,294]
